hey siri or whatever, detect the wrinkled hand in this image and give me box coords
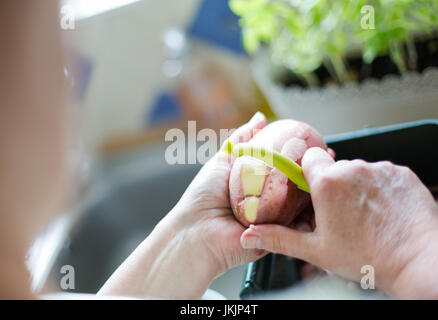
[99,112,268,299]
[241,147,438,298]
[169,112,268,271]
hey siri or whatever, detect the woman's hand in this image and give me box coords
[99,112,267,299]
[241,147,438,299]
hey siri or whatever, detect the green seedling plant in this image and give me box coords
[230,0,438,86]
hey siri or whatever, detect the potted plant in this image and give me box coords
[230,0,438,135]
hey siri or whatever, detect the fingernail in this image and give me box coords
[242,235,262,249]
[249,111,264,125]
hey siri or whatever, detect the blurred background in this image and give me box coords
[28,0,437,299]
[32,0,267,299]
[63,0,266,152]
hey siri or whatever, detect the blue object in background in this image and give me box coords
[147,91,183,126]
[188,0,245,55]
[72,53,93,102]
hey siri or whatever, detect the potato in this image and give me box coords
[229,119,328,227]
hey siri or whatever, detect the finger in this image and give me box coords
[213,112,266,169]
[240,224,319,263]
[294,221,312,232]
[280,137,307,164]
[327,148,336,159]
[290,206,315,231]
[300,263,321,280]
[301,147,335,189]
[228,112,266,144]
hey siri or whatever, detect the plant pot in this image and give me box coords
[252,52,438,135]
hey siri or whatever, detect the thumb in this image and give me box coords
[240,224,319,263]
[302,147,335,190]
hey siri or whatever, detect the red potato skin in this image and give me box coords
[229,120,328,227]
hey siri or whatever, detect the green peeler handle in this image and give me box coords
[221,141,310,193]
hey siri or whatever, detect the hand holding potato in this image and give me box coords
[229,119,330,227]
[241,147,438,298]
[100,112,269,299]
